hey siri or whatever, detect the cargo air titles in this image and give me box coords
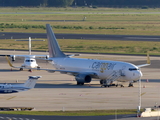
[92,62,116,73]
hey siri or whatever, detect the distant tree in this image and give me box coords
[48,0,74,7]
[0,0,160,7]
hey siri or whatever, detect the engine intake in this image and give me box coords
[75,74,92,83]
[11,55,15,61]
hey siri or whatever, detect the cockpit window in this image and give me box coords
[25,60,35,62]
[25,60,29,62]
[129,68,139,71]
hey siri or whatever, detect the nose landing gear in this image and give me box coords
[128,83,133,87]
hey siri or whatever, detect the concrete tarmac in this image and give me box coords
[0,50,159,112]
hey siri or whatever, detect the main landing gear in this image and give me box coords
[77,82,84,85]
[100,80,124,88]
[20,68,23,71]
[37,66,40,69]
[128,83,133,87]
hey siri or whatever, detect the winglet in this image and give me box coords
[137,52,151,68]
[5,56,14,67]
[147,52,150,64]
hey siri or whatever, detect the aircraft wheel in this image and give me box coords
[20,68,23,71]
[121,85,124,87]
[81,83,84,85]
[100,80,103,85]
[128,83,133,87]
[77,82,84,85]
[37,66,40,69]
[77,82,80,85]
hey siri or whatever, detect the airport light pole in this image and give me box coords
[137,78,141,117]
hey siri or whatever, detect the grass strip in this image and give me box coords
[0,39,160,55]
[0,109,138,116]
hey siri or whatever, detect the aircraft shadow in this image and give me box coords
[0,69,20,72]
[141,79,160,83]
[34,83,101,89]
[34,79,160,89]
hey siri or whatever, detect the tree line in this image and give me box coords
[0,0,74,7]
[0,0,159,7]
[75,0,160,6]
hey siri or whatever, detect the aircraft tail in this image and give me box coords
[29,37,31,55]
[23,76,41,89]
[46,24,66,58]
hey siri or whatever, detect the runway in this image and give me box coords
[1,32,160,41]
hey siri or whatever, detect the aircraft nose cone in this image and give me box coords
[134,71,143,80]
[138,71,143,78]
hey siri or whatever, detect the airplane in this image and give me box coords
[6,24,151,87]
[4,37,49,72]
[0,76,41,94]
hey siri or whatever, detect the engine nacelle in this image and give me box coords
[75,74,92,83]
[11,55,15,61]
[46,55,49,59]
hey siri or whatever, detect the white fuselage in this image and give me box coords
[51,57,142,82]
[22,58,38,69]
[0,84,29,93]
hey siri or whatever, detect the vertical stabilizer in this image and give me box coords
[29,37,31,55]
[24,76,41,89]
[46,24,66,58]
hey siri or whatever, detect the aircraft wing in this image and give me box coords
[137,53,151,68]
[12,55,48,58]
[5,56,23,68]
[41,68,98,78]
[137,64,150,68]
[6,56,98,77]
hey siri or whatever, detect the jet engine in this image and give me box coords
[11,55,15,61]
[46,55,49,59]
[75,74,92,84]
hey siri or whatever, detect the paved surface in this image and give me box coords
[0,50,159,119]
[1,32,160,41]
[0,114,156,120]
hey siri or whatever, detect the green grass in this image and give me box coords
[0,7,160,13]
[1,39,160,55]
[0,109,137,116]
[0,7,160,55]
[0,8,160,35]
